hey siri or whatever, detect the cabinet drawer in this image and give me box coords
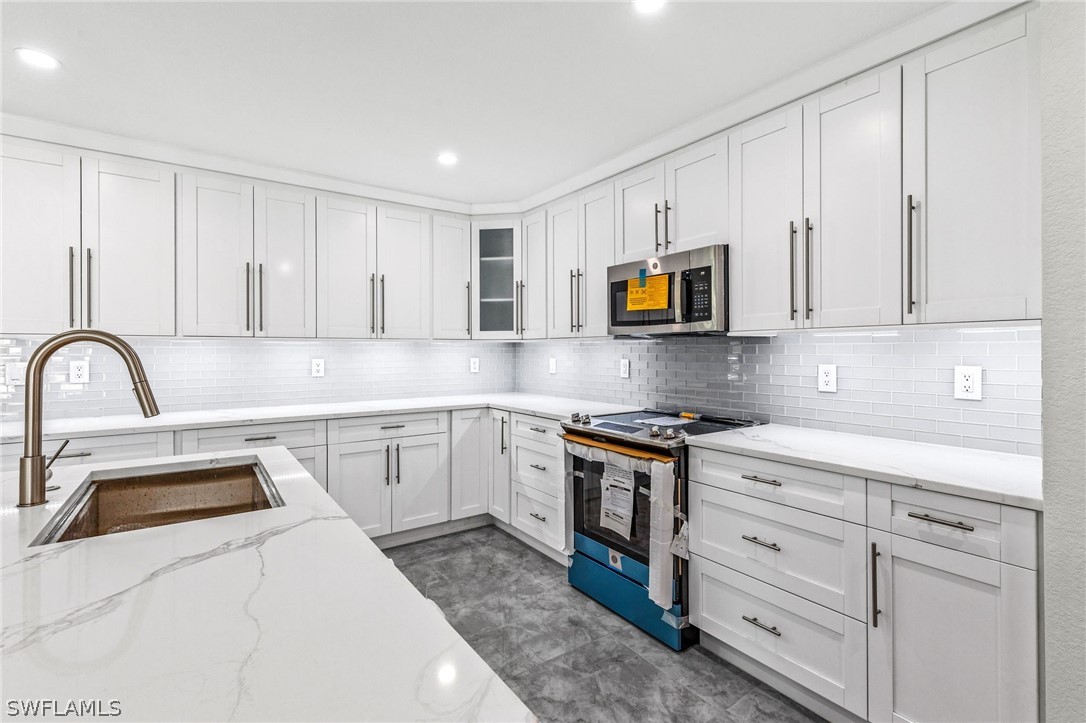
[511,435,563,498]
[689,448,866,524]
[180,420,325,454]
[511,481,564,551]
[690,482,867,620]
[868,481,1038,570]
[689,554,867,717]
[329,412,448,444]
[510,413,562,445]
[1,433,174,473]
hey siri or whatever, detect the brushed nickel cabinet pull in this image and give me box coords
[742,615,781,637]
[664,199,672,249]
[529,464,547,472]
[789,222,797,321]
[741,474,782,487]
[57,451,92,459]
[500,416,507,454]
[871,542,881,628]
[243,435,277,442]
[68,247,76,328]
[466,281,472,336]
[576,269,583,331]
[529,426,547,434]
[380,274,386,335]
[86,248,93,327]
[380,424,405,430]
[742,534,781,552]
[385,444,390,486]
[245,262,251,332]
[654,202,661,252]
[258,262,264,332]
[906,195,916,313]
[804,218,813,320]
[370,273,376,334]
[569,270,575,332]
[907,511,975,532]
[529,512,547,523]
[395,443,401,484]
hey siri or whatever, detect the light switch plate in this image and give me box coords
[470,357,480,373]
[954,366,983,400]
[817,364,837,393]
[620,358,630,379]
[69,360,89,384]
[549,358,557,375]
[311,359,325,377]
[5,362,27,386]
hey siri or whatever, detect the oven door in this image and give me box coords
[573,456,653,565]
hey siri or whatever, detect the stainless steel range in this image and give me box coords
[561,409,757,650]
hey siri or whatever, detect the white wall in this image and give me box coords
[1040,0,1086,718]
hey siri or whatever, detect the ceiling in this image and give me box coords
[2,2,944,205]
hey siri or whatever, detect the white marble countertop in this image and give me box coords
[0,393,641,444]
[1,447,535,722]
[687,424,1043,511]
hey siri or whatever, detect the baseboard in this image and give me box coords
[492,519,570,566]
[699,632,865,723]
[373,515,492,549]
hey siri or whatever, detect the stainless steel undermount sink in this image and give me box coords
[32,457,284,546]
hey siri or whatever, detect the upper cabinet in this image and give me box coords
[254,186,316,337]
[614,163,666,263]
[546,198,579,339]
[470,217,543,340]
[547,186,615,339]
[903,14,1040,323]
[376,207,432,339]
[664,137,729,254]
[432,215,472,340]
[520,211,548,340]
[316,196,377,338]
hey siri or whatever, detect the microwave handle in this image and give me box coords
[679,272,693,322]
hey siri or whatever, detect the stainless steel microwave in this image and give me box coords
[606,244,729,336]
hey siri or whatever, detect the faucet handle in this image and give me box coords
[45,439,70,471]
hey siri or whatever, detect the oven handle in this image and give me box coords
[560,432,678,464]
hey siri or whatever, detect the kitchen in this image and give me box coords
[1,1,1083,722]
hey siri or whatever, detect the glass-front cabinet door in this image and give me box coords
[471,219,522,339]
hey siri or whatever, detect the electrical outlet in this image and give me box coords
[311,359,325,377]
[818,364,837,393]
[620,358,630,379]
[5,362,27,386]
[69,360,89,384]
[549,358,557,375]
[954,366,983,400]
[469,357,480,373]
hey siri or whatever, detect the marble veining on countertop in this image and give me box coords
[1,447,534,721]
[0,393,641,444]
[687,424,1043,511]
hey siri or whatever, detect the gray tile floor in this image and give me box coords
[386,526,825,723]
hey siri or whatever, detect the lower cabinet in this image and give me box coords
[450,409,489,520]
[290,445,328,490]
[1,432,174,473]
[867,529,1038,723]
[511,481,564,551]
[328,431,449,537]
[489,410,511,524]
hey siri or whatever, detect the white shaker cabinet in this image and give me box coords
[489,409,512,524]
[432,215,472,340]
[316,196,377,338]
[664,136,729,254]
[392,432,450,532]
[181,175,255,336]
[254,187,316,338]
[451,409,489,519]
[728,108,804,332]
[903,14,1040,323]
[868,528,1038,723]
[0,144,81,334]
[802,69,902,328]
[546,198,579,339]
[613,163,666,263]
[376,207,432,339]
[520,211,548,340]
[578,184,615,338]
[329,440,393,538]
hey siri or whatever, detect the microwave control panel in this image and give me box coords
[684,266,713,322]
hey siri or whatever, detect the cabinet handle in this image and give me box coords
[529,512,547,523]
[907,511,975,532]
[906,195,917,313]
[529,426,547,434]
[68,247,76,328]
[57,451,92,460]
[741,474,781,487]
[243,435,277,442]
[871,542,881,628]
[380,424,405,430]
[804,218,813,321]
[518,281,525,336]
[500,416,507,454]
[576,269,583,331]
[380,274,386,335]
[654,202,661,252]
[742,615,781,637]
[466,281,472,336]
[569,270,576,332]
[529,464,547,472]
[370,273,376,334]
[245,262,251,332]
[385,444,390,486]
[664,199,672,249]
[742,534,780,552]
[258,263,264,332]
[85,248,93,327]
[395,443,401,484]
[788,222,797,321]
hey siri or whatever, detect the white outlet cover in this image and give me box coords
[311,358,325,377]
[5,362,27,386]
[549,358,557,375]
[817,364,837,393]
[470,357,480,373]
[69,360,89,384]
[954,366,983,400]
[620,358,630,379]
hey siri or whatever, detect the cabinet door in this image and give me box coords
[868,530,1038,723]
[546,198,580,339]
[391,432,450,533]
[729,109,804,332]
[614,164,665,262]
[803,70,902,329]
[432,215,472,339]
[489,410,511,524]
[254,187,316,338]
[664,137,729,254]
[451,409,488,520]
[0,144,80,334]
[328,440,392,537]
[471,219,521,340]
[520,211,548,340]
[578,184,615,338]
[81,158,176,335]
[377,207,432,339]
[181,175,255,336]
[316,196,377,338]
[903,15,1040,323]
[291,446,328,490]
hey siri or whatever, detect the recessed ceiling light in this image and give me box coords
[436,152,458,166]
[633,0,666,15]
[15,47,61,70]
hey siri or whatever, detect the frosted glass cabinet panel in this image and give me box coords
[471,219,523,340]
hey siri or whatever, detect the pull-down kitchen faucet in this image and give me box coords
[18,330,160,507]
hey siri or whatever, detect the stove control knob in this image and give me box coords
[581,414,591,424]
[570,412,581,423]
[650,426,662,437]
[664,428,676,440]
